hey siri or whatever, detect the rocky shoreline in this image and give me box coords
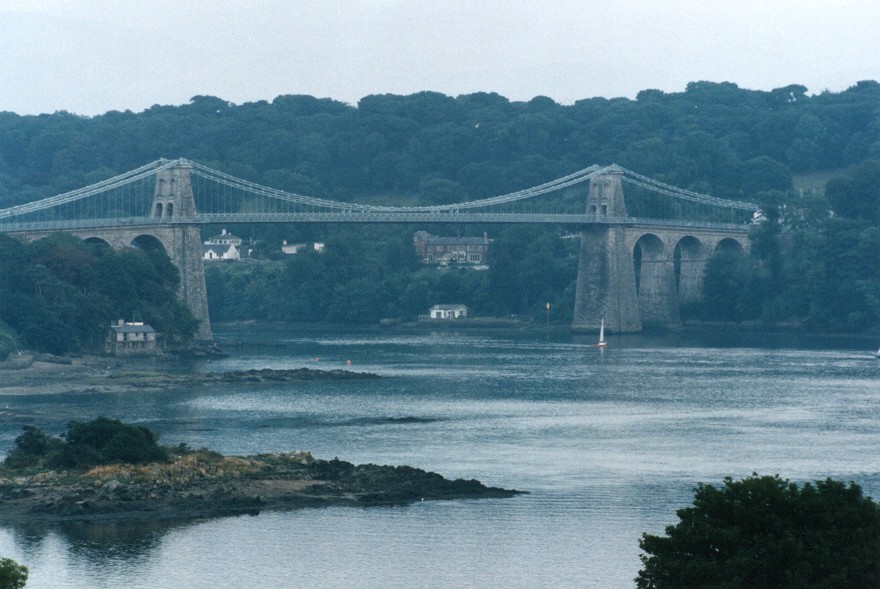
[0,450,524,523]
[0,353,520,524]
[0,355,380,395]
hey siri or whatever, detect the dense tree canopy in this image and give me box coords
[0,233,197,355]
[4,417,168,470]
[204,225,579,325]
[637,474,880,589]
[3,82,880,331]
[2,81,879,209]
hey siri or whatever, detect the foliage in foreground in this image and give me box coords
[636,474,880,589]
[0,557,27,589]
[3,417,168,470]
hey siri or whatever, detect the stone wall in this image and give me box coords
[572,223,749,333]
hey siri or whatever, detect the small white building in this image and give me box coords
[203,229,242,261]
[205,229,243,247]
[203,243,240,261]
[429,304,468,319]
[282,241,325,255]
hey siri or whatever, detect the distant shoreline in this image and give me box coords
[223,318,880,337]
[2,320,877,396]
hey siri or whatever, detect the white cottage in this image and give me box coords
[429,304,468,319]
[203,229,242,261]
[203,243,240,261]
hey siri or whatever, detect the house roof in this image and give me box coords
[414,231,486,246]
[206,230,241,241]
[424,236,485,245]
[203,244,236,254]
[110,323,156,334]
[430,304,468,310]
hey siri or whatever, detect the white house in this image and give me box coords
[203,228,242,261]
[203,243,240,261]
[282,241,326,255]
[205,228,243,247]
[429,304,468,319]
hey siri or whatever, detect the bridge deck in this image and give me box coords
[0,214,751,234]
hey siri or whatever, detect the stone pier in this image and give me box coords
[572,170,749,333]
[9,162,212,340]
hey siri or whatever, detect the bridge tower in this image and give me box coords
[152,161,198,221]
[571,169,642,334]
[152,162,212,340]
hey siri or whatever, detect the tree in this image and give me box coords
[0,321,15,361]
[698,246,756,322]
[825,160,880,222]
[0,557,27,589]
[636,474,880,589]
[3,425,53,468]
[739,156,792,195]
[3,418,169,470]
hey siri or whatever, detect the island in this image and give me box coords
[0,418,524,523]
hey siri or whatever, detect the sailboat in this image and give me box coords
[594,317,607,348]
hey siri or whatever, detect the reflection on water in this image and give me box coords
[10,519,197,566]
[1,325,879,589]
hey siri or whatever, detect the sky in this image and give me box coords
[1,0,879,116]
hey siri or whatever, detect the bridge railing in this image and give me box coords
[0,213,752,234]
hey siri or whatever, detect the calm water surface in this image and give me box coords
[0,325,878,588]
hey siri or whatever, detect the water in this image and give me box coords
[0,325,878,588]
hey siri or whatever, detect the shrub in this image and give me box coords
[0,557,28,589]
[636,474,880,589]
[55,417,168,468]
[3,426,57,469]
[0,322,16,361]
[4,418,168,470]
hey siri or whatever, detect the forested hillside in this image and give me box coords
[0,234,197,357]
[2,81,879,207]
[2,80,880,334]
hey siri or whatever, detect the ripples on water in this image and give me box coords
[1,325,878,588]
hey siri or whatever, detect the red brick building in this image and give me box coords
[413,231,489,265]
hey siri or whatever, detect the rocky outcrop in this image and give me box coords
[200,368,381,383]
[106,367,381,386]
[0,451,523,523]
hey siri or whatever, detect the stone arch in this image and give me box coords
[633,233,679,328]
[166,202,174,218]
[633,234,665,293]
[715,237,745,255]
[83,236,112,249]
[674,235,706,304]
[131,234,168,254]
[154,202,163,218]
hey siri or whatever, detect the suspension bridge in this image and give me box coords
[0,158,758,339]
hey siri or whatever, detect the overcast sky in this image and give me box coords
[1,0,879,116]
